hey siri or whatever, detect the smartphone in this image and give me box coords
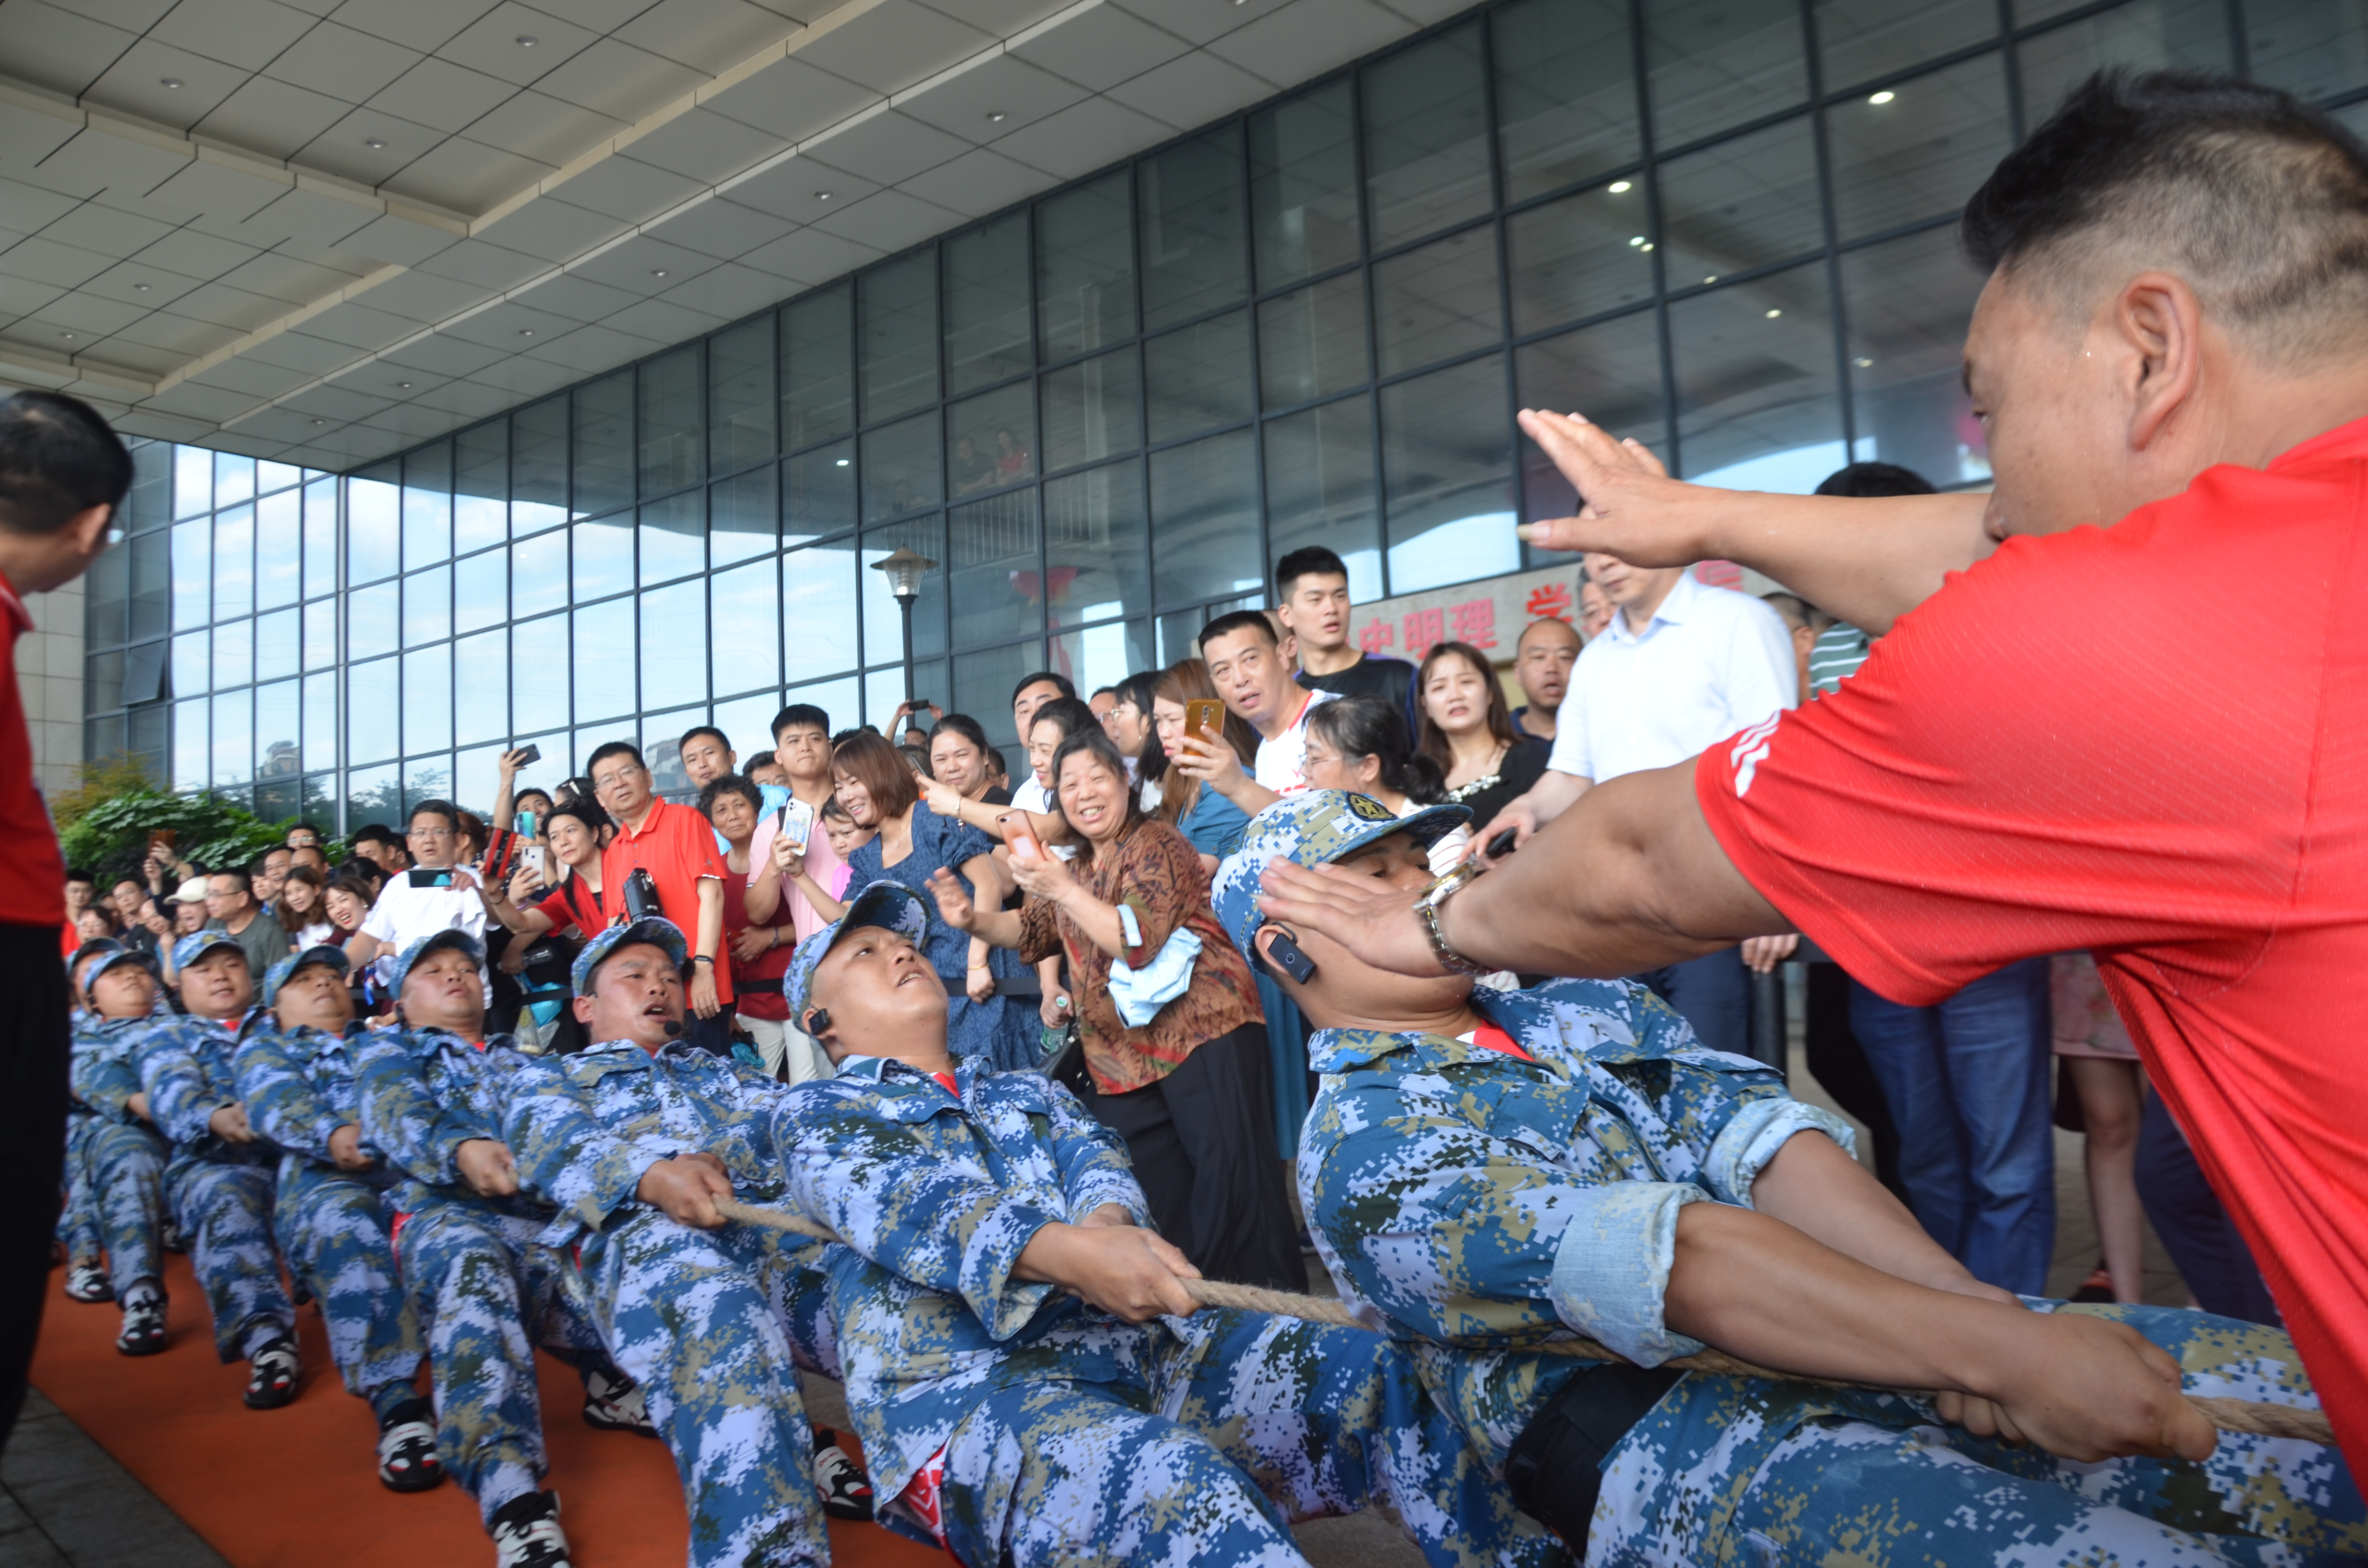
[778,796,814,852]
[1485,828,1520,860]
[998,810,1043,862]
[147,828,177,856]
[515,809,538,840]
[408,868,456,889]
[1183,699,1224,745]
[511,742,542,768]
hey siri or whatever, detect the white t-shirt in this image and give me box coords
[360,871,491,1003]
[1253,687,1335,795]
[1006,774,1078,861]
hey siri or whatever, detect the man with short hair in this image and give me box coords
[289,845,329,879]
[351,824,412,875]
[61,870,96,960]
[1086,686,1119,727]
[747,706,844,1085]
[1273,546,1415,722]
[204,867,288,980]
[1174,611,1329,814]
[678,725,789,857]
[1006,673,1075,815]
[1510,617,1582,744]
[1577,576,1613,640]
[349,800,490,1004]
[134,932,301,1407]
[251,846,292,916]
[106,878,158,959]
[588,743,731,1057]
[746,754,787,791]
[1221,792,2360,1562]
[357,930,651,1568]
[62,944,173,1356]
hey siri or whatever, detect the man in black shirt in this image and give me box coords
[1272,547,1416,728]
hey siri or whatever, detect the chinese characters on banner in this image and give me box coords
[1351,562,1755,666]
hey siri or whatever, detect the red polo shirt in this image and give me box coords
[1695,416,2368,1463]
[600,797,731,1004]
[0,572,64,929]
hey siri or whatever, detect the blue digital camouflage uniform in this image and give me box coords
[1295,980,2368,1566]
[499,916,836,1568]
[235,1012,425,1421]
[66,1011,171,1295]
[355,1020,618,1526]
[136,1003,296,1360]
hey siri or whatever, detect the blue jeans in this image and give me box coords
[1847,958,2054,1294]
[1632,948,1751,1060]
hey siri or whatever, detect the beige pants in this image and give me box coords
[736,1014,833,1084]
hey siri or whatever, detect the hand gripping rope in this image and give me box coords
[711,1197,2333,1446]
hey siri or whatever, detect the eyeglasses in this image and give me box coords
[409,827,456,839]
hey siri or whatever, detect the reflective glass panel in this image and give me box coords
[348,657,399,764]
[1514,310,1666,537]
[214,451,254,508]
[87,553,126,649]
[404,643,452,755]
[1494,0,1640,201]
[403,442,451,571]
[1507,180,1657,334]
[1645,0,1808,150]
[783,283,855,449]
[255,607,298,683]
[944,212,1033,395]
[512,528,567,621]
[1827,54,2011,243]
[860,516,949,665]
[1149,429,1262,606]
[213,505,253,620]
[454,630,507,746]
[512,612,569,735]
[784,541,861,682]
[404,565,450,648]
[638,490,705,587]
[2246,0,2368,100]
[1364,23,1492,250]
[174,447,211,519]
[348,582,398,661]
[573,600,637,722]
[950,490,1040,649]
[456,549,507,634]
[639,580,707,714]
[1145,311,1253,443]
[951,643,1036,753]
[1264,398,1381,600]
[303,478,337,598]
[1840,225,1991,484]
[949,382,1036,498]
[303,673,335,770]
[862,413,941,522]
[173,698,207,790]
[348,475,398,585]
[172,630,207,702]
[1038,172,1136,362]
[1045,459,1150,633]
[1380,353,1520,593]
[1259,273,1368,410]
[346,764,398,830]
[1140,123,1248,331]
[784,442,856,542]
[863,662,946,732]
[709,316,777,475]
[785,674,861,736]
[1050,622,1151,701]
[711,466,776,567]
[1041,347,1141,472]
[1249,80,1361,290]
[303,600,336,671]
[455,421,507,554]
[573,516,634,603]
[573,373,635,518]
[1658,117,1821,291]
[1667,264,1845,490]
[130,532,168,641]
[213,616,250,690]
[2015,0,2231,128]
[1815,0,1996,89]
[404,758,452,815]
[255,490,299,610]
[1373,229,1501,378]
[859,251,938,422]
[173,521,210,632]
[212,688,249,787]
[711,559,780,694]
[513,398,569,531]
[640,346,704,497]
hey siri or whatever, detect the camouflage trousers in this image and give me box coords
[394,1200,615,1527]
[62,1118,169,1297]
[273,1160,423,1421]
[164,1151,293,1361]
[1591,1302,2366,1568]
[580,1211,835,1568]
[57,1113,97,1260]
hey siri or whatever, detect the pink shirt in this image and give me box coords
[748,796,845,945]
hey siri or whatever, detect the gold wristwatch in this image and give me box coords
[1414,862,1493,976]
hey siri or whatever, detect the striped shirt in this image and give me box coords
[1806,621,1873,697]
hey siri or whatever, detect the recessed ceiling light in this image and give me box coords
[987,110,1007,123]
[1854,356,1874,368]
[312,418,326,425]
[516,34,537,46]
[835,457,849,466]
[1765,308,1782,318]
[59,332,75,340]
[397,381,413,389]
[1868,90,1896,105]
[133,282,150,291]
[160,77,183,88]
[651,269,667,277]
[815,190,833,201]
[519,328,535,336]
[1640,242,1653,251]
[1608,180,1632,194]
[1702,274,1717,283]
[1628,235,1646,247]
[365,138,386,149]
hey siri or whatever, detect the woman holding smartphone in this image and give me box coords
[1150,660,1262,873]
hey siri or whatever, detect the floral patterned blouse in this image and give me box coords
[1016,818,1263,1095]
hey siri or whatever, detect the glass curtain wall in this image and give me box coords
[83,0,2368,824]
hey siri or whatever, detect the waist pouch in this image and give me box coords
[1503,1360,1683,1549]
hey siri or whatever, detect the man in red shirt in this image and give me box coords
[0,391,129,1448]
[587,741,732,1055]
[1261,74,2368,1469]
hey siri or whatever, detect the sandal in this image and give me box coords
[116,1294,167,1356]
[244,1336,301,1409]
[63,1260,111,1304]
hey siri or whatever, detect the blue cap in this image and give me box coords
[172,929,248,973]
[782,880,931,1027]
[386,928,484,995]
[83,944,158,989]
[569,917,688,995]
[262,943,350,1006]
[1209,790,1469,964]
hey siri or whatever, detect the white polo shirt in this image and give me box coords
[1546,571,1798,784]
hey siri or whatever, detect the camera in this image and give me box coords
[622,868,662,920]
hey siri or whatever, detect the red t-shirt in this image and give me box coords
[531,878,603,943]
[1695,416,2368,1462]
[602,798,732,1004]
[0,573,64,928]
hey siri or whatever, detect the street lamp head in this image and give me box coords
[870,546,938,602]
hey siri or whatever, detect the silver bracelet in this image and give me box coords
[1414,863,1493,977]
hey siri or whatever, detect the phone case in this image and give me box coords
[779,797,814,851]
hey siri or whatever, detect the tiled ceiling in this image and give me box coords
[0,0,1470,469]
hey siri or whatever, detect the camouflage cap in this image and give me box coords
[570,916,688,995]
[67,935,123,973]
[261,943,350,1006]
[387,927,484,994]
[782,880,931,1026]
[1210,789,1469,964]
[83,944,159,988]
[171,929,248,973]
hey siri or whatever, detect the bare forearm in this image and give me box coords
[1052,890,1128,959]
[1526,769,1592,825]
[695,880,723,962]
[1704,491,1990,635]
[1749,1132,1998,1297]
[742,869,783,924]
[963,907,1026,948]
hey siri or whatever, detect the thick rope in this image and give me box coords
[712,1197,2335,1446]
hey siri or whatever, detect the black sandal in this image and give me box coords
[244,1336,301,1409]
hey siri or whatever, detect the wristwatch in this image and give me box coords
[1414,862,1493,976]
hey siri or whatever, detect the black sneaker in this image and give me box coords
[377,1399,444,1493]
[580,1368,657,1438]
[243,1335,301,1409]
[813,1429,873,1521]
[490,1491,571,1568]
[63,1261,111,1303]
[116,1293,167,1356]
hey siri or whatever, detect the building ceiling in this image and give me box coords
[0,0,1467,469]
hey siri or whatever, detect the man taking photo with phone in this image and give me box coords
[347,800,490,1008]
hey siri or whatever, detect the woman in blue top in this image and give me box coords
[830,730,1038,1071]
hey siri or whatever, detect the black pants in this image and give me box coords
[0,922,69,1453]
[1077,1024,1303,1293]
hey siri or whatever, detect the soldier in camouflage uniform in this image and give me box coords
[1219,790,2368,1567]
[781,880,1561,1568]
[497,916,872,1568]
[356,929,651,1568]
[137,930,301,1406]
[59,941,127,1304]
[63,942,172,1353]
[234,943,441,1492]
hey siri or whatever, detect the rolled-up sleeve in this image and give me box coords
[1701,1098,1857,1207]
[1546,1181,1711,1367]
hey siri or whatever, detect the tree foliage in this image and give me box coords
[54,756,342,885]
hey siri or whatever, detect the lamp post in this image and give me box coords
[869,546,937,716]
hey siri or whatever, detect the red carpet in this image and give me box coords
[31,1252,940,1568]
